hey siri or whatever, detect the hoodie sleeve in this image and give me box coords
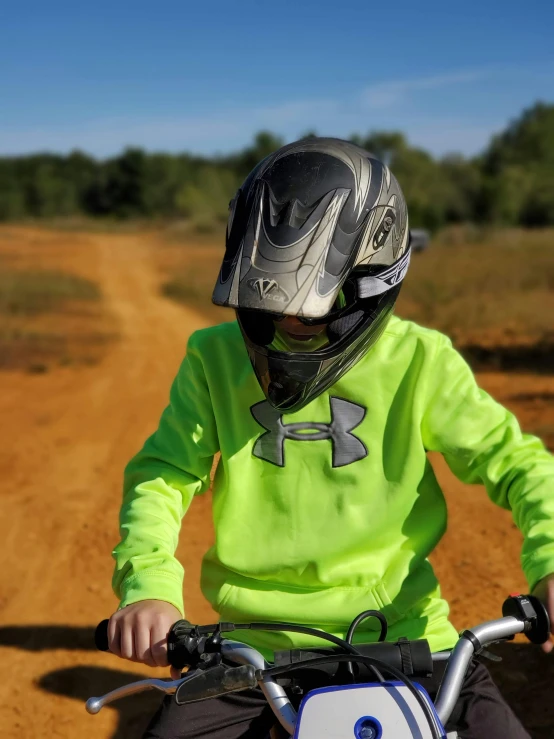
[112,331,219,616]
[421,334,554,592]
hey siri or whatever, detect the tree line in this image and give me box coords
[0,102,552,230]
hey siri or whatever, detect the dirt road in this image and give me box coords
[0,229,553,737]
[0,231,215,738]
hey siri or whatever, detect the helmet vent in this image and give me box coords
[266,183,328,230]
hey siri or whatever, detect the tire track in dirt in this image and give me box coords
[0,232,216,738]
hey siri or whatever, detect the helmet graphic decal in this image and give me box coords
[247,278,289,304]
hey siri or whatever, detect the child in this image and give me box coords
[107,138,554,738]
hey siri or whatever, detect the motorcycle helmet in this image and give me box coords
[213,137,411,412]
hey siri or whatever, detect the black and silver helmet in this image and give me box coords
[213,137,411,413]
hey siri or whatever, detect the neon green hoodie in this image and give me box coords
[113,316,554,655]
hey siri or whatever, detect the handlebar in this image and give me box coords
[88,594,549,734]
[94,619,434,677]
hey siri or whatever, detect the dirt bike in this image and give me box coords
[87,593,549,738]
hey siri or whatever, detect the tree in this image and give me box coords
[0,160,26,220]
[359,131,451,230]
[440,155,482,223]
[223,131,284,179]
[84,148,149,218]
[22,155,78,217]
[480,102,554,225]
[483,102,554,174]
[175,166,238,230]
[0,105,553,227]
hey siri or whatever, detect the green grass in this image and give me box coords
[0,269,101,316]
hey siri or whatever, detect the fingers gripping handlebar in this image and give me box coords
[95,618,237,669]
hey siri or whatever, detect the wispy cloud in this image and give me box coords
[0,98,339,156]
[361,70,487,109]
[0,66,515,157]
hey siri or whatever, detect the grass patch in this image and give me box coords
[10,217,161,234]
[0,327,115,371]
[162,279,209,305]
[0,267,115,371]
[161,221,227,244]
[0,270,101,316]
[10,217,228,238]
[397,227,554,348]
[161,249,230,322]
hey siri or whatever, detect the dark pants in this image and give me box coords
[142,659,530,739]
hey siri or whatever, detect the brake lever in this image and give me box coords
[86,663,259,714]
[85,673,194,714]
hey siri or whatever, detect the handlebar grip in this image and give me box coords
[95,619,110,651]
[502,594,551,644]
[93,618,197,661]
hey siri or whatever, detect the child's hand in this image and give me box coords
[108,599,183,679]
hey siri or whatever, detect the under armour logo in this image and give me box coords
[251,397,368,468]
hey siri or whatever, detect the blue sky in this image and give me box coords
[1,0,553,158]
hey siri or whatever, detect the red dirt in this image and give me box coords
[0,227,553,738]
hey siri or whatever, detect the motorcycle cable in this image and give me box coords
[346,610,388,644]
[173,621,362,654]
[234,622,360,653]
[345,610,388,680]
[234,622,385,683]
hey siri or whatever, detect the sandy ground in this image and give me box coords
[0,228,553,738]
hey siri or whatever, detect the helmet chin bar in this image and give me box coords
[256,354,319,413]
[242,289,399,414]
[267,381,284,405]
[268,381,304,410]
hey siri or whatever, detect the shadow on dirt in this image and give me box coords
[487,641,554,739]
[461,342,554,374]
[38,665,163,739]
[2,625,554,738]
[0,625,162,738]
[508,392,554,403]
[0,624,97,651]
